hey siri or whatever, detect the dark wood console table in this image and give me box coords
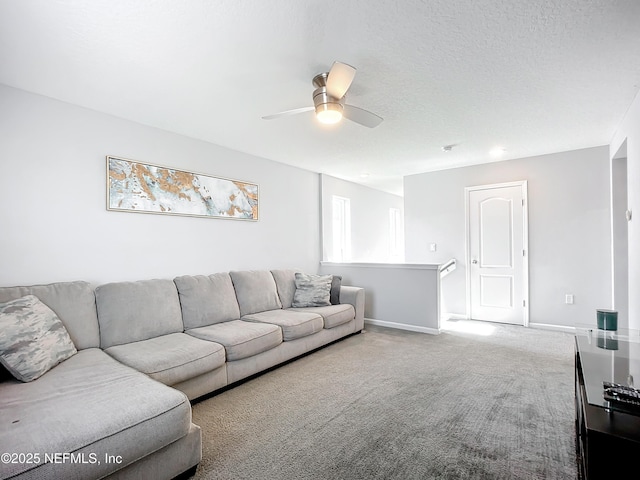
[575,332,640,479]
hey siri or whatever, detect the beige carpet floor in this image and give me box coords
[191,321,577,480]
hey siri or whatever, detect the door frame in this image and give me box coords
[610,141,628,327]
[464,181,530,326]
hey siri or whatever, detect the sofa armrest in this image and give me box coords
[339,286,365,332]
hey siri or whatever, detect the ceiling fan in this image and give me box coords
[262,61,383,128]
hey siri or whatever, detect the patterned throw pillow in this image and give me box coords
[0,295,77,382]
[291,273,333,308]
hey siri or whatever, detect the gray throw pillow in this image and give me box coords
[0,295,77,382]
[292,273,333,308]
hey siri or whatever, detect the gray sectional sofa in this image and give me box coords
[0,269,365,480]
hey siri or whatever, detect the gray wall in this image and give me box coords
[321,174,404,262]
[320,262,440,333]
[404,146,611,329]
[610,89,640,331]
[0,85,321,286]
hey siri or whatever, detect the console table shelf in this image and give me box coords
[575,334,640,479]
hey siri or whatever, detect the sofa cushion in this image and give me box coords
[230,270,282,316]
[0,281,99,349]
[174,273,241,329]
[291,273,332,307]
[270,269,298,309]
[0,295,77,382]
[186,320,282,361]
[104,333,226,386]
[96,279,184,349]
[0,348,192,480]
[242,310,323,341]
[288,304,355,329]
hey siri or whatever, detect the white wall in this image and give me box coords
[610,89,640,331]
[404,147,612,329]
[0,85,320,286]
[321,174,404,262]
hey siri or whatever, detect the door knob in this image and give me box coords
[471,259,478,264]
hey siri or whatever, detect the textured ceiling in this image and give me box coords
[1,0,640,195]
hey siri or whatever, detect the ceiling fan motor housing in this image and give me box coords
[313,86,344,115]
[312,71,344,119]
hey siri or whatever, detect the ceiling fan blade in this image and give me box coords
[326,61,356,99]
[343,104,383,128]
[262,106,314,120]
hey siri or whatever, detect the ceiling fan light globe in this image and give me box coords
[315,103,343,124]
[317,110,342,124]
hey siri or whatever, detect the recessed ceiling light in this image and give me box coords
[490,147,506,157]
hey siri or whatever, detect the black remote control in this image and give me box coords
[603,381,640,408]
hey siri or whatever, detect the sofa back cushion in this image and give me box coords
[95,279,184,348]
[174,273,241,329]
[270,269,298,309]
[0,281,99,350]
[229,270,282,316]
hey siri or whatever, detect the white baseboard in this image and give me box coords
[364,318,575,335]
[364,318,440,335]
[528,322,576,334]
[443,313,469,321]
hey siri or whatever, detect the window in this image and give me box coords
[389,207,404,261]
[332,196,351,262]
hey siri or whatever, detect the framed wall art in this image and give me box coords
[106,156,259,220]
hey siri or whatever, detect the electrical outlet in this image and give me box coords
[429,243,437,252]
[565,294,574,305]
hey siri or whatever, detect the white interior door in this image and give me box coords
[467,182,528,325]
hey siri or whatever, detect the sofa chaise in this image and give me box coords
[0,269,365,480]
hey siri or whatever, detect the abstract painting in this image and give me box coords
[107,156,258,220]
